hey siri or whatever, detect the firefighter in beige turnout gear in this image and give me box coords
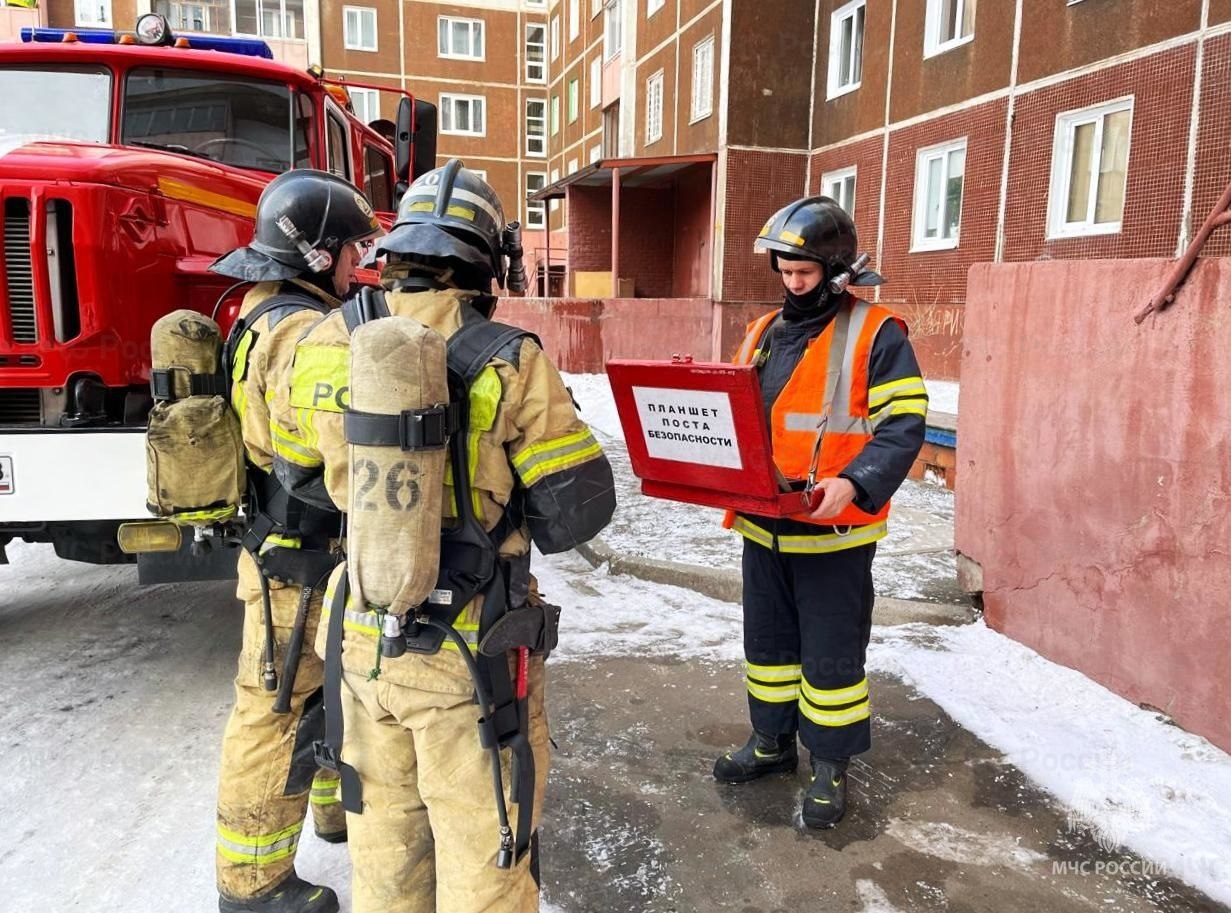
[269,161,616,912]
[209,170,383,913]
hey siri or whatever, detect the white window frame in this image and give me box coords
[590,143,602,163]
[568,78,579,123]
[526,98,547,156]
[75,0,112,27]
[526,172,548,230]
[1047,96,1134,240]
[439,93,487,137]
[569,0,580,40]
[590,56,602,108]
[604,0,623,61]
[690,35,714,123]
[349,87,379,123]
[551,94,560,135]
[525,0,546,7]
[911,137,967,252]
[645,69,664,145]
[821,165,857,215]
[550,168,560,212]
[550,14,560,59]
[525,23,546,83]
[924,0,974,59]
[826,0,865,101]
[568,157,579,175]
[647,0,665,15]
[438,16,485,61]
[343,6,377,52]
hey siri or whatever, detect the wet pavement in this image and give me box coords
[541,656,1225,913]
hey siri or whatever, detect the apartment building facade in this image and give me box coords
[535,0,1231,380]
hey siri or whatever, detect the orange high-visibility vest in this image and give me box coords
[725,299,907,530]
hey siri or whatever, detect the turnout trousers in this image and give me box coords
[216,552,345,899]
[338,653,550,913]
[740,539,877,759]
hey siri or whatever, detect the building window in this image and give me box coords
[911,138,966,251]
[526,98,547,155]
[569,0,580,40]
[75,0,112,26]
[568,157,579,174]
[350,87,379,124]
[924,0,974,58]
[526,24,546,82]
[1048,97,1133,239]
[525,0,545,7]
[568,79,579,123]
[327,109,350,178]
[648,0,664,14]
[551,94,560,135]
[157,0,230,33]
[438,16,485,61]
[590,143,602,163]
[827,0,864,100]
[440,93,486,136]
[234,0,304,39]
[822,166,856,215]
[469,169,488,182]
[604,0,623,61]
[550,15,560,59]
[645,70,663,145]
[691,35,714,122]
[363,143,394,212]
[526,172,547,229]
[550,168,560,212]
[590,56,602,108]
[603,102,620,157]
[343,6,377,51]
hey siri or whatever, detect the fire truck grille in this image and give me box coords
[0,389,41,424]
[4,198,37,344]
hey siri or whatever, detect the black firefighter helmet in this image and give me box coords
[754,196,883,287]
[211,169,382,282]
[374,159,509,286]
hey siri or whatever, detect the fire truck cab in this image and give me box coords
[0,17,435,565]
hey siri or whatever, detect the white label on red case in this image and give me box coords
[631,386,743,470]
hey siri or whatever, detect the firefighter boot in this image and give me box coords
[802,756,849,829]
[219,873,340,913]
[713,731,798,783]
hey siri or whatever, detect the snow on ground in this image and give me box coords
[925,379,960,415]
[871,623,1231,906]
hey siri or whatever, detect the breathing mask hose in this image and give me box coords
[416,613,516,869]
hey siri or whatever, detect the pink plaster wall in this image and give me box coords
[957,258,1231,751]
[493,297,775,373]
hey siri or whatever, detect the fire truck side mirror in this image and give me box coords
[395,96,414,183]
[409,99,438,182]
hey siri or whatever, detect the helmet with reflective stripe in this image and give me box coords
[375,159,508,286]
[754,196,880,286]
[210,169,383,282]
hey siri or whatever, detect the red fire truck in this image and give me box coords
[0,15,435,565]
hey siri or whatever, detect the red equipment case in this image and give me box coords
[606,356,813,517]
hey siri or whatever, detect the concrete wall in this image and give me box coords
[494,297,774,373]
[957,258,1231,753]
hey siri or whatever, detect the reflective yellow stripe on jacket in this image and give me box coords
[511,428,603,487]
[729,516,888,554]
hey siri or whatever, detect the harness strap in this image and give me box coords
[343,403,461,449]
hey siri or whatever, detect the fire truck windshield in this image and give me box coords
[0,66,112,145]
[122,68,312,174]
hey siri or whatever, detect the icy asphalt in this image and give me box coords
[5,375,1231,911]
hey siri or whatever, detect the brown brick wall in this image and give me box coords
[888,0,1014,123]
[567,184,613,272]
[811,0,891,149]
[675,5,721,155]
[638,0,678,55]
[725,0,813,150]
[1017,0,1201,85]
[1190,33,1231,257]
[878,98,1007,381]
[720,148,808,302]
[320,0,400,74]
[618,188,677,297]
[634,39,677,154]
[807,133,884,263]
[1002,45,1195,263]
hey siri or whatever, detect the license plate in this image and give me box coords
[0,455,13,495]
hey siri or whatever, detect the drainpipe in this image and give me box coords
[611,167,621,298]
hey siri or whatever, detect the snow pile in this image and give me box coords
[871,622,1231,905]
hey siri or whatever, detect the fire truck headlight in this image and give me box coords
[135,13,173,46]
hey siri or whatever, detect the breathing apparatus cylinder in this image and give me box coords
[346,317,450,621]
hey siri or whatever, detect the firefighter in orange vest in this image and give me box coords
[712,197,928,828]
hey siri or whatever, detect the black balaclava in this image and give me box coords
[776,253,829,322]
